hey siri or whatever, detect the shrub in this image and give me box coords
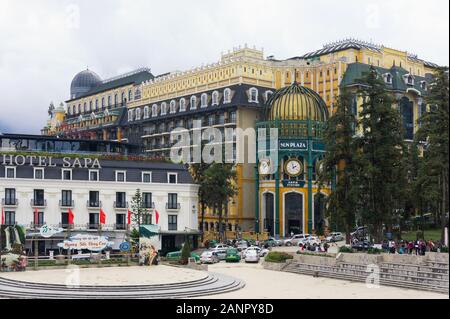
[367,247,383,254]
[339,246,354,253]
[264,252,293,263]
[440,246,449,253]
[180,241,191,265]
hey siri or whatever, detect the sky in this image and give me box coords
[0,0,449,134]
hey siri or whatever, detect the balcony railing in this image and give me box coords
[2,198,18,207]
[113,201,129,209]
[87,200,102,208]
[115,223,127,230]
[59,200,75,208]
[143,202,155,209]
[30,199,47,208]
[166,203,181,210]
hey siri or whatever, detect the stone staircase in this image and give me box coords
[0,272,245,299]
[282,259,449,294]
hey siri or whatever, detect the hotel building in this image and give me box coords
[42,39,439,235]
[0,134,199,255]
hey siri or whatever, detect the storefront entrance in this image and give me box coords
[284,192,303,236]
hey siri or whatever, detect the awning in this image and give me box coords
[139,225,160,237]
[159,230,201,236]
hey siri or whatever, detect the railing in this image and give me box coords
[59,200,74,208]
[113,201,129,209]
[86,200,102,208]
[2,198,18,206]
[166,203,181,210]
[30,199,47,208]
[143,202,155,209]
[115,223,127,230]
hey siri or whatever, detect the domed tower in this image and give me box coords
[256,82,329,238]
[70,69,102,99]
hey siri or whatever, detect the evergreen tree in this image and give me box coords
[415,67,449,242]
[131,189,151,228]
[354,66,406,242]
[189,163,211,241]
[319,89,358,243]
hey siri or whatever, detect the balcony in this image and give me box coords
[113,201,129,210]
[166,203,181,211]
[2,198,18,207]
[143,202,155,209]
[115,223,127,230]
[59,200,74,208]
[30,199,47,208]
[87,200,102,209]
[29,222,45,229]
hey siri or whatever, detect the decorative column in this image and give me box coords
[307,119,313,233]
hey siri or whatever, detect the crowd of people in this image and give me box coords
[382,239,443,255]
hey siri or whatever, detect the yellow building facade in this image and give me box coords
[46,39,439,235]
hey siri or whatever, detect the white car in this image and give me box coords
[200,251,220,264]
[303,236,321,246]
[243,246,269,258]
[210,246,228,260]
[244,249,260,263]
[284,234,311,246]
[326,232,344,242]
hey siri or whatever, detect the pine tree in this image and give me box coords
[415,67,449,242]
[355,66,406,243]
[131,189,151,228]
[319,89,358,243]
[189,163,211,241]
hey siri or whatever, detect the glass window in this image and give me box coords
[62,169,72,180]
[168,193,178,209]
[116,214,126,229]
[168,215,177,231]
[89,213,99,229]
[33,189,44,206]
[89,191,100,207]
[5,188,16,205]
[168,173,177,184]
[5,211,15,226]
[143,214,152,225]
[190,96,197,110]
[6,167,15,178]
[143,192,153,208]
[180,98,186,111]
[61,212,69,228]
[89,170,99,181]
[224,88,231,103]
[142,172,152,183]
[116,171,126,182]
[115,192,126,208]
[61,190,72,207]
[201,94,208,107]
[34,168,44,179]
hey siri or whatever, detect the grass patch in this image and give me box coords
[264,252,293,263]
[401,228,442,242]
[296,251,332,258]
[339,246,354,253]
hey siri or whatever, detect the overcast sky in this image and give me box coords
[0,0,448,134]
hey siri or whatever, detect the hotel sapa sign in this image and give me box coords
[1,155,101,169]
[58,234,113,251]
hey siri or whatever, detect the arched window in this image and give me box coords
[170,100,176,114]
[421,81,427,91]
[249,87,258,102]
[265,90,273,102]
[223,88,231,104]
[121,92,125,104]
[212,91,219,106]
[152,104,158,117]
[135,88,141,100]
[179,98,186,112]
[128,109,134,122]
[190,96,197,110]
[144,106,149,119]
[95,99,99,110]
[128,90,133,101]
[135,108,141,120]
[89,100,92,111]
[114,94,118,106]
[201,93,208,108]
[83,102,87,113]
[107,95,111,107]
[407,75,414,85]
[101,97,105,109]
[161,102,167,115]
[72,105,76,115]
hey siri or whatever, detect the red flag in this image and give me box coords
[155,209,160,225]
[100,209,106,224]
[127,209,132,225]
[1,207,4,225]
[34,208,39,225]
[68,208,74,225]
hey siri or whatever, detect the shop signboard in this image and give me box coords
[39,225,64,238]
[57,234,113,252]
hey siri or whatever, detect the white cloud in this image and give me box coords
[0,0,448,134]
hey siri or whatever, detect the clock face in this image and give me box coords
[259,159,271,175]
[285,159,303,177]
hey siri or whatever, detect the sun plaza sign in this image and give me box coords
[1,154,102,169]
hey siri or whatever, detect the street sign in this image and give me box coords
[119,241,131,252]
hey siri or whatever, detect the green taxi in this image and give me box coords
[225,248,241,263]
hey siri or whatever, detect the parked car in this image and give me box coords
[352,240,372,251]
[263,237,283,247]
[326,232,344,242]
[236,240,249,251]
[302,236,321,246]
[284,234,311,246]
[210,246,228,260]
[225,248,241,263]
[200,250,220,264]
[244,249,260,263]
[242,246,269,258]
[165,250,200,262]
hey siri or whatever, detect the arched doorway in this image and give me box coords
[313,193,327,235]
[284,192,303,236]
[262,192,275,236]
